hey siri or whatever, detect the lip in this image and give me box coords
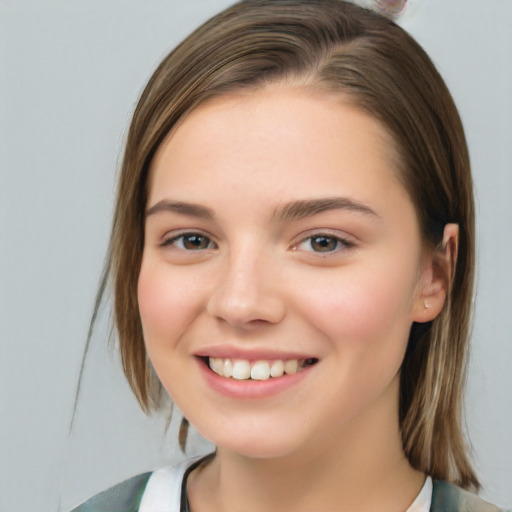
[194,355,316,399]
[193,344,315,362]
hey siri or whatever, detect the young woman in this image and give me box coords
[71,1,508,510]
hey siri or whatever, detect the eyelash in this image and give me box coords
[161,232,217,251]
[161,231,354,254]
[292,233,355,254]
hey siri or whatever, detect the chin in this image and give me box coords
[220,441,301,460]
[198,423,306,460]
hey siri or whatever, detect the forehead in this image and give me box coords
[147,87,407,213]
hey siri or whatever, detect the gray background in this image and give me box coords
[1,1,511,511]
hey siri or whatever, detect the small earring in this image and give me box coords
[424,301,430,310]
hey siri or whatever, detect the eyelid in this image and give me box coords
[160,229,217,250]
[291,230,357,253]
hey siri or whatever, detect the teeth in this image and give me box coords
[251,361,271,380]
[232,360,251,380]
[223,359,233,378]
[270,360,284,378]
[208,357,313,380]
[284,359,299,375]
[210,357,223,375]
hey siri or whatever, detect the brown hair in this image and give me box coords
[97,0,477,489]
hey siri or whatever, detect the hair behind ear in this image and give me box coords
[400,222,477,490]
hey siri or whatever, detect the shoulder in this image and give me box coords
[432,480,509,512]
[68,455,209,512]
[69,472,152,512]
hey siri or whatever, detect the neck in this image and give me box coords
[188,381,425,512]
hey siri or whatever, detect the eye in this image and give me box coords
[163,233,216,251]
[294,234,354,253]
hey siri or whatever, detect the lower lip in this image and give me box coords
[195,358,314,399]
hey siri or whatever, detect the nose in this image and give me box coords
[206,247,286,328]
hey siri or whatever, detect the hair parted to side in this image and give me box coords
[102,0,477,490]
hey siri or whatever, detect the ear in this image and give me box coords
[412,223,459,323]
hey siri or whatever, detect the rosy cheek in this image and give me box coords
[296,266,414,347]
[138,265,163,322]
[137,263,207,350]
[138,266,181,343]
[137,273,156,324]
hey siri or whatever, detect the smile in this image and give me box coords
[207,357,318,381]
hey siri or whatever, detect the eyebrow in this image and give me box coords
[272,197,380,222]
[145,196,379,222]
[146,200,214,219]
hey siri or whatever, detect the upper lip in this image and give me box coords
[193,344,317,361]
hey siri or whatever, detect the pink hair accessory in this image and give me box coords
[375,0,408,16]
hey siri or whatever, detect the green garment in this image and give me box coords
[71,468,509,512]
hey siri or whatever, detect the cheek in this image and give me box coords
[296,259,417,359]
[137,261,202,351]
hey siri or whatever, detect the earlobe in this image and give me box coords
[413,223,459,323]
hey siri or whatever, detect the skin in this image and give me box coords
[138,87,454,511]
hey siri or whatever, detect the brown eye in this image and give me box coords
[164,233,214,250]
[293,233,355,254]
[183,234,210,250]
[310,235,339,252]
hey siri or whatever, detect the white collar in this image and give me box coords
[140,457,433,512]
[406,476,433,512]
[139,456,204,512]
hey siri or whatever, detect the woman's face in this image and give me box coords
[138,88,433,458]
